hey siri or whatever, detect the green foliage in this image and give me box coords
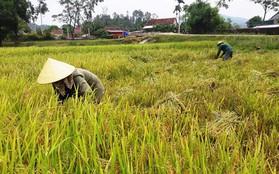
[82,19,106,37]
[61,24,72,35]
[246,16,262,28]
[0,0,30,46]
[44,31,55,40]
[68,41,77,46]
[18,19,31,33]
[180,22,188,33]
[4,34,279,50]
[0,0,48,46]
[81,9,154,35]
[95,29,109,38]
[18,32,54,41]
[152,24,177,32]
[216,18,233,33]
[52,0,104,39]
[184,0,231,34]
[36,0,48,15]
[19,33,40,41]
[46,25,59,33]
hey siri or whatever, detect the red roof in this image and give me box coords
[50,30,63,36]
[104,27,123,31]
[74,26,82,35]
[104,27,128,32]
[146,18,177,26]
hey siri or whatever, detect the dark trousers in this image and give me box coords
[223,51,233,61]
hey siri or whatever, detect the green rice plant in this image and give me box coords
[0,36,278,173]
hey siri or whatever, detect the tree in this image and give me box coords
[144,12,152,21]
[82,21,93,36]
[46,25,60,33]
[36,0,49,29]
[81,14,110,37]
[174,0,185,33]
[153,24,177,32]
[52,0,104,39]
[184,0,231,34]
[250,0,279,21]
[11,0,30,45]
[18,19,32,33]
[27,0,48,32]
[216,0,233,8]
[132,10,144,24]
[61,24,72,38]
[80,9,157,38]
[0,0,47,46]
[0,0,12,46]
[95,29,108,38]
[246,16,262,27]
[151,13,158,19]
[0,0,31,46]
[130,10,146,30]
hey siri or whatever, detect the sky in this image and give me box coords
[30,0,276,27]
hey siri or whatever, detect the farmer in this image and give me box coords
[37,58,105,104]
[216,41,233,61]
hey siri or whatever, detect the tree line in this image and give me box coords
[177,0,279,32]
[0,0,49,46]
[67,10,158,39]
[1,0,279,46]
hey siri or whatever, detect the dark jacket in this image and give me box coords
[53,68,105,103]
[217,43,233,57]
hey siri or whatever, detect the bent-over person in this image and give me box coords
[216,41,233,61]
[37,58,105,104]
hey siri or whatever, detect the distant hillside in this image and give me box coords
[221,14,248,28]
[28,23,50,32]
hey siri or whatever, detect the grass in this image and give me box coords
[0,36,278,173]
[3,33,279,49]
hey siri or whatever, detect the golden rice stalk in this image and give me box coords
[207,110,241,137]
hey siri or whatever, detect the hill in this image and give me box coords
[221,14,248,28]
[28,23,50,31]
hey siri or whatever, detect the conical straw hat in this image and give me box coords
[217,41,224,46]
[37,58,75,84]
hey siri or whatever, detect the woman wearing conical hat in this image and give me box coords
[37,58,105,104]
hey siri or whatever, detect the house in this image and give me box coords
[252,12,279,26]
[66,26,83,39]
[252,24,279,35]
[50,29,64,38]
[74,26,82,36]
[247,12,279,35]
[268,12,279,24]
[143,18,177,32]
[104,27,128,38]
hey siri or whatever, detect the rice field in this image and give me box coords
[0,36,278,173]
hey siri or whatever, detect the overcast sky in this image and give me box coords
[30,0,276,27]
